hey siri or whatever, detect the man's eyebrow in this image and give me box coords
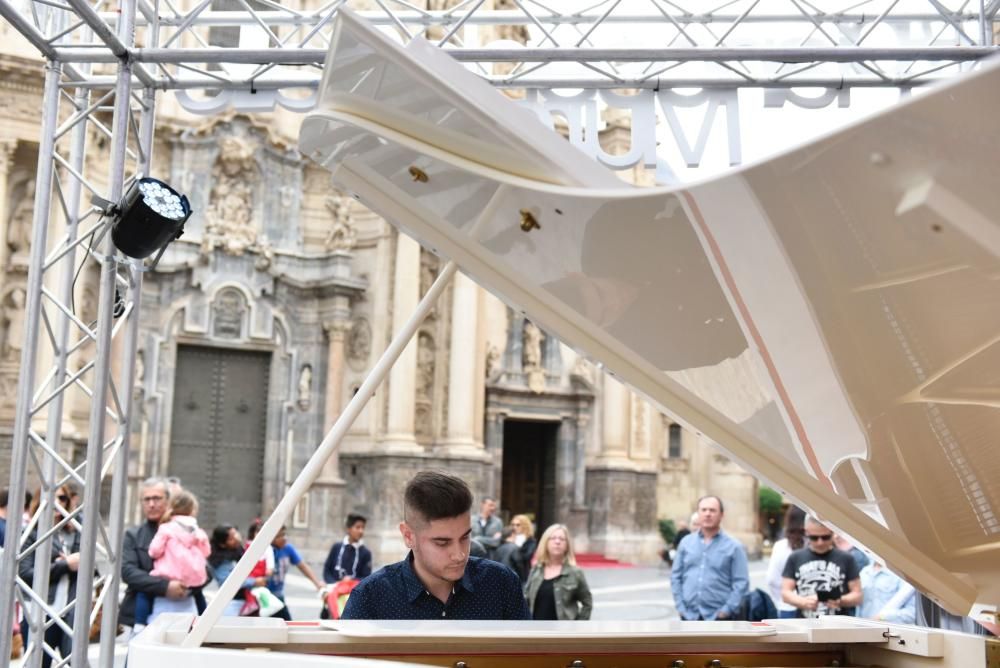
[430,529,472,542]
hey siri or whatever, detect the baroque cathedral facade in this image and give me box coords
[0,16,760,566]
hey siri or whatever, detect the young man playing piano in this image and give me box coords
[341,471,530,620]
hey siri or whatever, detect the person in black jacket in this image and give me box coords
[323,513,372,584]
[18,484,82,668]
[321,513,373,620]
[119,478,189,632]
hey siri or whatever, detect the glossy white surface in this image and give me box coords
[300,9,1000,612]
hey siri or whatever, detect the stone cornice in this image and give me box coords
[0,54,45,91]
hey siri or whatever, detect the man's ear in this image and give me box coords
[399,521,413,549]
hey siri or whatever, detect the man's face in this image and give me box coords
[805,521,835,555]
[272,528,288,548]
[347,520,366,543]
[480,499,496,519]
[698,497,723,532]
[140,484,168,523]
[401,512,471,585]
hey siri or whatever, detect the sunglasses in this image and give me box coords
[806,533,833,542]
[56,495,71,505]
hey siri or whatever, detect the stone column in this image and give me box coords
[484,409,506,500]
[598,374,632,465]
[383,233,422,452]
[437,271,485,457]
[320,318,350,483]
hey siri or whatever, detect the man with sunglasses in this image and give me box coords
[781,516,862,618]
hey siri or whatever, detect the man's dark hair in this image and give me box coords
[501,526,514,541]
[404,471,472,525]
[346,513,367,528]
[0,488,8,509]
[697,494,725,513]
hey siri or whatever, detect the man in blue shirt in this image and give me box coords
[670,495,749,620]
[342,471,530,620]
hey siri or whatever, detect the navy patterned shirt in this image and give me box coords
[341,553,530,620]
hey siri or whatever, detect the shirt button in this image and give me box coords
[441,611,446,617]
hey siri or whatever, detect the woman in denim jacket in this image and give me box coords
[524,524,592,620]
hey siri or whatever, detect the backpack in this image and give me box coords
[738,588,778,622]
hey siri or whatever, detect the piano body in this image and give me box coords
[131,9,1000,667]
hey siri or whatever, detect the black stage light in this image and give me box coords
[110,177,192,260]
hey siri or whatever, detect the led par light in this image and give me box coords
[110,177,192,259]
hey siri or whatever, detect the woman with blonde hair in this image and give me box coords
[510,514,536,583]
[525,524,592,620]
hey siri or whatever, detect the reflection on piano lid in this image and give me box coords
[300,9,1000,614]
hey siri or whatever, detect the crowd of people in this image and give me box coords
[2,472,996,663]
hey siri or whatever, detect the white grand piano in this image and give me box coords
[130,9,1000,667]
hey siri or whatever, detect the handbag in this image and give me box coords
[239,589,260,617]
[250,586,286,618]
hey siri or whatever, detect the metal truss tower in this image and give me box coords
[0,0,996,666]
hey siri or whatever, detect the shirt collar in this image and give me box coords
[401,552,475,603]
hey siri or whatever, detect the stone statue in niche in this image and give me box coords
[6,177,35,266]
[522,320,546,393]
[297,364,312,410]
[324,195,356,252]
[202,136,260,257]
[485,344,500,381]
[522,320,543,369]
[346,318,371,371]
[212,288,246,339]
[1,287,26,361]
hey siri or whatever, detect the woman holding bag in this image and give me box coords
[524,524,592,620]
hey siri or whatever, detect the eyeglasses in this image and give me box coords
[806,533,833,542]
[141,495,165,504]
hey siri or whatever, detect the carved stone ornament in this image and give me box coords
[346,318,372,371]
[416,332,435,402]
[522,320,543,371]
[6,175,34,268]
[1,286,26,362]
[201,136,264,258]
[324,195,357,252]
[212,288,247,339]
[485,344,501,380]
[570,356,596,389]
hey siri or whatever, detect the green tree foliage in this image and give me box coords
[759,485,783,514]
[658,518,676,546]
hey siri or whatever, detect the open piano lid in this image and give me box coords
[301,9,1000,614]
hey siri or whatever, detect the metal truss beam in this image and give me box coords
[0,0,154,664]
[48,45,998,65]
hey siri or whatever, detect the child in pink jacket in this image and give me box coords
[136,490,210,626]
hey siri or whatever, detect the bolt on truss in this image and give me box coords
[0,0,155,663]
[0,0,998,666]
